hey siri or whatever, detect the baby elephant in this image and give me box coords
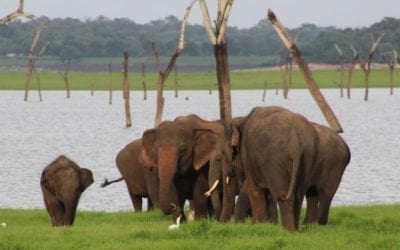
[40,155,94,226]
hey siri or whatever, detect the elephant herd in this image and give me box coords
[40,106,350,231]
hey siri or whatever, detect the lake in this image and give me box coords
[1,88,399,212]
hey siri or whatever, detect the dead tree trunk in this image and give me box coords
[389,49,398,95]
[199,0,234,122]
[334,44,345,97]
[0,0,34,25]
[268,9,343,133]
[152,0,196,127]
[141,62,147,100]
[346,45,358,99]
[361,33,384,101]
[174,65,179,98]
[122,51,132,127]
[262,80,267,102]
[58,58,71,98]
[381,49,398,96]
[23,21,49,101]
[279,62,288,99]
[108,62,112,104]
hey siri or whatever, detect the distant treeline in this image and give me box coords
[1,15,400,65]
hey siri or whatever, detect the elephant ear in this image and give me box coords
[139,129,157,169]
[193,128,217,171]
[80,168,94,192]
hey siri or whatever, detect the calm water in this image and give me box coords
[1,89,399,211]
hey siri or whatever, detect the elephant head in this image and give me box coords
[207,119,243,222]
[139,115,223,217]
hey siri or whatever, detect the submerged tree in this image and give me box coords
[199,0,234,122]
[360,33,384,101]
[24,20,49,101]
[346,45,359,99]
[268,9,343,133]
[152,0,196,127]
[334,43,345,98]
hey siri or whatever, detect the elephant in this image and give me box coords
[303,123,351,225]
[40,155,94,226]
[207,117,276,223]
[207,106,319,231]
[139,114,224,227]
[101,138,160,211]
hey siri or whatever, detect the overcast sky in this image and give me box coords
[2,0,399,29]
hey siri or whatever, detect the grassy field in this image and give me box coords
[0,68,398,91]
[1,204,400,249]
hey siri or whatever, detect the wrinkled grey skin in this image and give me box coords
[40,155,94,226]
[139,114,224,225]
[303,123,351,225]
[209,106,319,231]
[101,138,160,211]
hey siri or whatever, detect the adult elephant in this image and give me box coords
[207,117,275,224]
[303,123,351,225]
[139,114,224,227]
[40,155,94,226]
[101,138,160,211]
[207,106,319,231]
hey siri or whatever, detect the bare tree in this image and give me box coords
[360,33,384,101]
[58,58,71,98]
[141,62,147,100]
[0,0,34,25]
[23,20,49,101]
[268,9,343,133]
[122,51,132,127]
[262,80,267,102]
[108,62,113,104]
[381,49,398,95]
[152,0,196,127]
[334,43,345,98]
[174,65,179,98]
[346,45,359,99]
[199,0,235,122]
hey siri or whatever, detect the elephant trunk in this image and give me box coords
[158,147,179,215]
[219,175,236,222]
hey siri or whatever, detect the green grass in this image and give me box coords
[0,68,398,90]
[1,204,400,249]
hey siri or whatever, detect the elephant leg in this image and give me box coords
[41,186,65,226]
[130,192,142,212]
[266,194,278,224]
[192,174,210,219]
[278,199,296,232]
[317,193,334,225]
[246,176,267,223]
[147,198,154,211]
[293,192,304,230]
[303,187,318,224]
[234,188,250,223]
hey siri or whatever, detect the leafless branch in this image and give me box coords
[0,0,34,25]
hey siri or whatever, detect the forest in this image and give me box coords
[1,15,400,65]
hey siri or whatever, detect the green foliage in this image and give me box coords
[1,205,400,249]
[1,15,399,64]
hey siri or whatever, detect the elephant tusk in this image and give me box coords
[204,179,220,197]
[226,176,230,185]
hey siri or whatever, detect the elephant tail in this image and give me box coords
[101,177,124,188]
[284,157,300,201]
